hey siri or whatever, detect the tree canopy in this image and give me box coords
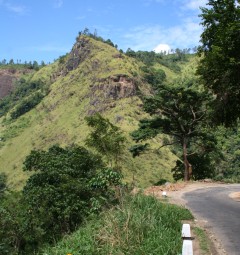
[85,113,126,169]
[131,82,216,181]
[197,0,240,126]
[0,143,123,254]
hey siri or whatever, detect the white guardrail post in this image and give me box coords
[181,223,193,255]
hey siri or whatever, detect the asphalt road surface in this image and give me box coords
[184,184,240,255]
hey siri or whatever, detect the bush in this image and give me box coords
[11,92,44,119]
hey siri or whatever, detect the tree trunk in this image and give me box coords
[183,138,190,181]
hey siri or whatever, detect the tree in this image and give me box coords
[32,60,39,70]
[85,113,126,170]
[0,145,122,254]
[197,0,240,126]
[0,192,28,255]
[213,125,240,182]
[143,67,166,90]
[131,83,215,181]
[0,173,7,196]
[22,145,122,245]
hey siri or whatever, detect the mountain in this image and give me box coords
[0,35,198,190]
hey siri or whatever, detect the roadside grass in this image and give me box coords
[193,227,211,255]
[39,194,193,255]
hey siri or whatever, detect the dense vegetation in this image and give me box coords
[40,194,193,255]
[0,143,122,254]
[131,80,217,181]
[197,0,240,126]
[125,47,193,72]
[0,78,48,118]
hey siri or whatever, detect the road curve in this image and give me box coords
[184,184,240,255]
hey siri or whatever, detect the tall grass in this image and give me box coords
[40,194,193,255]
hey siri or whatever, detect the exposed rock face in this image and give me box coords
[88,75,138,114]
[92,75,137,100]
[0,69,17,99]
[104,75,137,99]
[0,68,34,99]
[66,37,91,72]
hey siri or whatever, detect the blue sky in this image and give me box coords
[0,0,207,63]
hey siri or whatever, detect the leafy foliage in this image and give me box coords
[0,192,28,255]
[213,125,240,182]
[141,66,166,91]
[0,144,122,254]
[85,113,126,169]
[197,0,240,126]
[129,143,149,158]
[172,154,216,181]
[125,48,191,71]
[131,81,216,180]
[0,79,48,118]
[11,92,44,119]
[0,173,7,197]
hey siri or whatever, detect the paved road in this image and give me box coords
[184,184,240,255]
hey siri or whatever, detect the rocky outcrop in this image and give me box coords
[92,75,137,100]
[87,75,138,114]
[0,72,16,98]
[104,75,137,99]
[66,37,91,72]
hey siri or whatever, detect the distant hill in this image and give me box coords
[0,35,198,189]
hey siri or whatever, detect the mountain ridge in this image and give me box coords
[0,35,197,189]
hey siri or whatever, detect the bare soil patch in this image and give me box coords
[229,192,240,202]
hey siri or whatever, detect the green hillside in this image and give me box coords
[0,35,197,190]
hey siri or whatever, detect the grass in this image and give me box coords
[193,227,211,255]
[39,194,193,255]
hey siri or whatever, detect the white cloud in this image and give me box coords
[181,0,207,11]
[5,3,26,14]
[0,1,27,15]
[122,0,206,52]
[153,44,171,53]
[53,0,63,8]
[123,18,202,52]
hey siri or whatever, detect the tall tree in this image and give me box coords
[197,0,240,126]
[131,83,215,181]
